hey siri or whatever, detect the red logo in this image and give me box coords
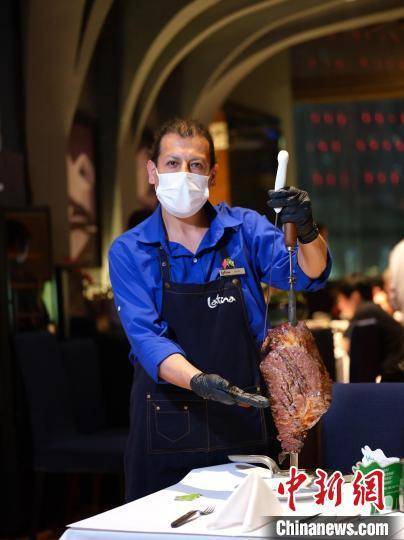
[277,467,385,512]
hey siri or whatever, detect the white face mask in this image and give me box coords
[155,170,210,218]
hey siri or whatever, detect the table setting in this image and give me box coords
[60,455,404,540]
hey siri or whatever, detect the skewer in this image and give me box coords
[289,452,298,469]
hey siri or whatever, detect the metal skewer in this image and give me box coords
[289,452,299,469]
[285,225,297,327]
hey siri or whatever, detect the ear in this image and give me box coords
[147,160,158,185]
[209,163,218,187]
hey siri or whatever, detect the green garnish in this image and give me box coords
[175,493,201,501]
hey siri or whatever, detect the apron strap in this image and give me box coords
[158,245,171,282]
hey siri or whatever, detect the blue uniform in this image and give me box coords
[108,202,331,383]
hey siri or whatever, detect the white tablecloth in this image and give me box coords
[60,463,404,540]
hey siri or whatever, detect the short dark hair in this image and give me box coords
[150,118,216,167]
[335,274,373,301]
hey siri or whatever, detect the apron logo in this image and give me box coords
[207,294,236,309]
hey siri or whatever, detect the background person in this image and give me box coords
[335,274,404,381]
[389,239,404,324]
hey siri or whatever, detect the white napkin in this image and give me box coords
[208,469,283,532]
[360,446,399,467]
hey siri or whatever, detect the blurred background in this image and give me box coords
[1,0,403,538]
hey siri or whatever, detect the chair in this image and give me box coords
[321,383,404,473]
[13,332,127,539]
[60,338,107,434]
[349,324,382,382]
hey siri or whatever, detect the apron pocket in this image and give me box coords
[155,409,190,443]
[207,386,266,450]
[147,394,208,454]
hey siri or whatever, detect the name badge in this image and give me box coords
[219,268,246,277]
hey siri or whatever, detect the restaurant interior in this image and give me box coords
[1,0,403,538]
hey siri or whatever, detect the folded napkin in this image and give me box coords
[208,469,283,532]
[360,445,399,467]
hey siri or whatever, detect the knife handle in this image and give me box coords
[171,510,198,528]
[284,222,297,249]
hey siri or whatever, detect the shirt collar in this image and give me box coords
[135,202,242,246]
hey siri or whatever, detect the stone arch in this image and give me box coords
[192,6,404,121]
[25,0,113,261]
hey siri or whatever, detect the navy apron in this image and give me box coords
[125,243,278,501]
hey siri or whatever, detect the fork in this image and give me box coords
[171,505,215,528]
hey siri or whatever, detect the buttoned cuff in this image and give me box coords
[135,339,187,383]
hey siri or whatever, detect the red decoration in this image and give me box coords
[312,172,323,186]
[336,113,347,126]
[326,173,336,186]
[364,171,374,184]
[382,140,392,151]
[395,140,404,152]
[391,170,399,184]
[356,139,366,151]
[317,140,328,152]
[375,112,384,124]
[310,112,321,124]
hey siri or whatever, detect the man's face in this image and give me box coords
[336,292,359,320]
[147,133,217,187]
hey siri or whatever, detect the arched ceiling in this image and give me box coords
[192,4,404,121]
[24,0,404,261]
[120,0,404,148]
[118,0,222,145]
[119,0,292,144]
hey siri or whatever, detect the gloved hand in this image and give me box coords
[266,186,319,244]
[190,373,269,408]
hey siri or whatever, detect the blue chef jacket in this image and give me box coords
[108,202,332,383]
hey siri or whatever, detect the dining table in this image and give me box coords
[60,462,404,540]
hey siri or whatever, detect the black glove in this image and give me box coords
[190,373,269,408]
[267,186,319,244]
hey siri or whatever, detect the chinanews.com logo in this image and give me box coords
[207,294,236,309]
[273,518,390,537]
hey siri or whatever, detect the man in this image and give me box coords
[335,274,404,381]
[109,118,331,501]
[389,239,404,322]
